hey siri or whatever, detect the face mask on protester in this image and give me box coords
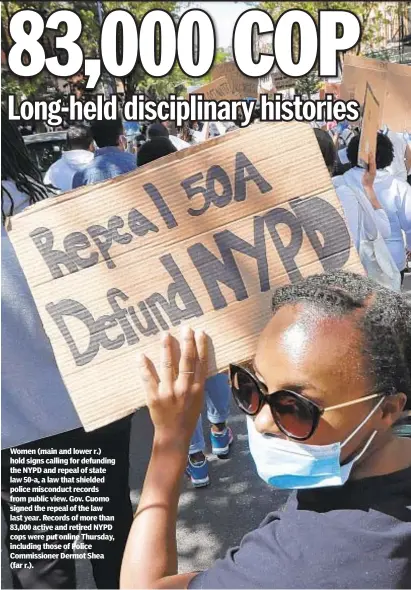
[247,397,384,489]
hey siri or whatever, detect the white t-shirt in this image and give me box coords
[334,167,411,270]
[1,181,81,448]
[333,170,391,252]
[383,128,408,182]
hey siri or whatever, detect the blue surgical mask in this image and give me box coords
[247,397,384,489]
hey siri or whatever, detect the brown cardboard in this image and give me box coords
[341,55,411,131]
[384,62,411,133]
[319,83,341,100]
[358,83,380,168]
[212,62,259,98]
[8,123,363,432]
[189,76,242,101]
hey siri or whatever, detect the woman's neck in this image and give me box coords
[351,434,411,480]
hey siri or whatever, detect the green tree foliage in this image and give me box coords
[294,70,321,99]
[259,2,396,56]
[1,1,187,101]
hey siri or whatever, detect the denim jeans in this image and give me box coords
[189,373,231,454]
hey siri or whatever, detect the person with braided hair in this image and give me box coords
[121,271,410,590]
[1,106,49,224]
[2,109,133,589]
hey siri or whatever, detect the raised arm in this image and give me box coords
[361,151,391,239]
[120,328,207,590]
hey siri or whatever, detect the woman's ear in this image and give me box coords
[380,393,407,427]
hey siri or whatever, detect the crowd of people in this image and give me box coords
[314,124,411,290]
[1,101,411,589]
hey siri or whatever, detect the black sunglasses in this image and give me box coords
[229,364,385,441]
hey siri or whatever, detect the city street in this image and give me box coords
[2,274,410,588]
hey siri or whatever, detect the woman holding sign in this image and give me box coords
[121,271,411,589]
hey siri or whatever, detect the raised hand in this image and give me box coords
[139,327,208,445]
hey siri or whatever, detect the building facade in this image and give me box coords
[254,2,411,94]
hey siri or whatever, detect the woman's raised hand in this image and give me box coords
[139,327,208,446]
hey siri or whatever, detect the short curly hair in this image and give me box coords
[346,133,394,169]
[271,271,411,409]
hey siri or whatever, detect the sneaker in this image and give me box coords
[186,456,210,488]
[210,426,233,457]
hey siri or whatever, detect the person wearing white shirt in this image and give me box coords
[381,125,411,183]
[338,133,411,280]
[314,128,391,250]
[44,124,94,191]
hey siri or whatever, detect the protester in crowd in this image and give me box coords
[121,270,411,589]
[72,117,136,187]
[137,136,177,166]
[44,124,94,191]
[147,122,191,150]
[381,125,411,183]
[147,123,170,139]
[147,122,169,140]
[1,108,133,590]
[338,133,411,282]
[315,128,391,252]
[314,128,337,175]
[334,124,357,174]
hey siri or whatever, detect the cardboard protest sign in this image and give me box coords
[212,62,259,98]
[358,83,380,168]
[8,123,363,432]
[384,62,411,132]
[341,55,411,132]
[189,76,241,101]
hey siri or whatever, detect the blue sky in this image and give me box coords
[181,1,252,48]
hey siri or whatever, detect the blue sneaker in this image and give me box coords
[186,457,210,488]
[210,426,233,457]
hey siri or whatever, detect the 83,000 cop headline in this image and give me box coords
[7,8,361,89]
